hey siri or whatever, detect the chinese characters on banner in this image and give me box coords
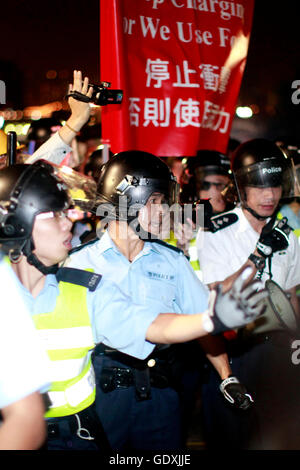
[100,0,254,156]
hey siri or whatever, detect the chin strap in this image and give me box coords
[22,239,59,275]
[127,219,158,242]
[244,205,270,221]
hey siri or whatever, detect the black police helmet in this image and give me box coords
[96,150,178,220]
[0,161,69,250]
[232,138,294,197]
[188,150,231,177]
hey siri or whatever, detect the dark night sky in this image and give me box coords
[1,0,299,142]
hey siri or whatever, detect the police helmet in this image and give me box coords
[188,150,231,177]
[0,161,70,272]
[275,136,300,189]
[96,150,179,220]
[232,138,296,203]
[275,136,300,165]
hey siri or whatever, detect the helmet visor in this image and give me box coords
[234,158,299,202]
[49,163,98,211]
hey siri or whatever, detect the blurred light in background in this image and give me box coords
[236,106,253,119]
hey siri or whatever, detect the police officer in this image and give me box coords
[164,150,235,442]
[181,150,232,212]
[64,150,263,451]
[197,138,300,449]
[0,160,265,450]
[169,150,233,280]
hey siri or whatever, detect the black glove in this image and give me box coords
[220,376,253,410]
[256,217,291,258]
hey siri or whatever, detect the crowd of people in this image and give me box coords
[0,69,299,452]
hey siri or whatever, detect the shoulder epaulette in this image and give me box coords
[69,237,99,255]
[152,239,184,254]
[56,267,102,291]
[210,212,239,232]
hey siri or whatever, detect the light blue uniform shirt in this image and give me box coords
[280,204,300,231]
[9,268,160,360]
[65,230,209,319]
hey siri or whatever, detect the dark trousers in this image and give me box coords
[43,405,110,451]
[93,355,182,452]
[202,332,300,450]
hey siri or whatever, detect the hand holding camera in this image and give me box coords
[66,78,123,106]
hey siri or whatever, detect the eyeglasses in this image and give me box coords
[201,181,227,191]
[36,210,70,221]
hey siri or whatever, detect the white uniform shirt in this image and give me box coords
[0,261,50,409]
[196,206,300,290]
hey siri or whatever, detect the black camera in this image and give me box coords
[89,81,123,106]
[66,81,123,106]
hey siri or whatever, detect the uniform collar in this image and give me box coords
[238,206,272,235]
[99,229,160,257]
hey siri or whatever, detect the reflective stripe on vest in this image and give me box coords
[33,279,95,418]
[188,239,202,281]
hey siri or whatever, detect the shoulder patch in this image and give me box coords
[56,267,102,291]
[210,212,238,232]
[69,237,98,255]
[152,239,184,255]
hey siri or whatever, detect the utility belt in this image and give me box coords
[93,343,179,401]
[46,404,111,451]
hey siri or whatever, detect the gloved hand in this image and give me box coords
[256,217,291,258]
[220,376,253,410]
[202,267,268,335]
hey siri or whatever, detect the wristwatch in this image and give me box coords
[248,253,266,271]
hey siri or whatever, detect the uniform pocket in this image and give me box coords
[138,276,177,309]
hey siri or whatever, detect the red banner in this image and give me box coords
[100,0,254,156]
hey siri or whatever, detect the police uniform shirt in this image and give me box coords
[279,204,300,234]
[9,268,160,361]
[196,206,300,289]
[0,261,50,409]
[65,230,209,317]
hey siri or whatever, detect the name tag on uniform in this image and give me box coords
[147,271,175,281]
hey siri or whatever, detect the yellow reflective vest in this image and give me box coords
[277,211,300,239]
[164,231,202,280]
[33,279,95,418]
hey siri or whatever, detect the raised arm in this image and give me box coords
[26,70,93,165]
